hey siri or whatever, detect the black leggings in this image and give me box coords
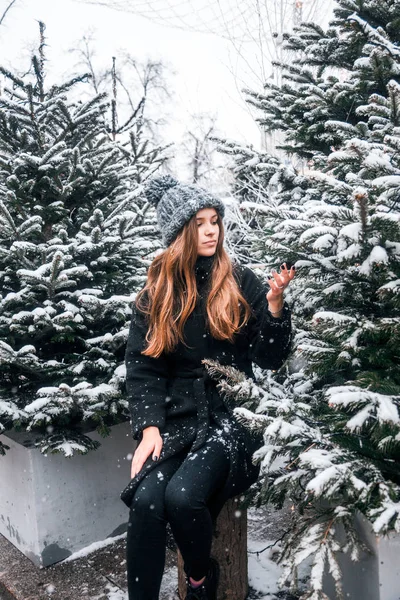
[126,426,231,600]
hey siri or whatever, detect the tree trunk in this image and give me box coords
[177,497,248,600]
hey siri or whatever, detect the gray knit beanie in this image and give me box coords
[144,175,225,247]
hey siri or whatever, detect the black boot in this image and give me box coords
[185,557,220,600]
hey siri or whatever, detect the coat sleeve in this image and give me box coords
[124,300,170,440]
[239,266,293,370]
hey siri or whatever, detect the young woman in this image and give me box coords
[121,175,294,600]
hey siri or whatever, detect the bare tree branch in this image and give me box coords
[0,0,18,27]
[68,32,107,94]
[181,113,220,184]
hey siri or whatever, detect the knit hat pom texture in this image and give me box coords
[144,174,179,207]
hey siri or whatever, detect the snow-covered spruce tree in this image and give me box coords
[0,26,169,456]
[210,1,400,597]
[209,136,307,267]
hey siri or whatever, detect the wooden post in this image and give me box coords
[177,497,248,600]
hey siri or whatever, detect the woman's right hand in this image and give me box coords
[131,426,163,478]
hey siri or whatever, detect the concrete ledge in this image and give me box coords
[0,421,134,567]
[322,512,400,600]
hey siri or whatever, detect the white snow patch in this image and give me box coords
[371,502,400,534]
[159,565,179,599]
[313,311,356,324]
[61,533,127,563]
[378,279,400,292]
[327,386,400,429]
[373,175,400,188]
[322,283,345,297]
[248,539,282,598]
[339,222,362,241]
[92,584,127,600]
[359,245,388,275]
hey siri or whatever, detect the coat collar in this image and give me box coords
[194,253,216,285]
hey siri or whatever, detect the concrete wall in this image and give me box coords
[0,422,134,567]
[322,513,400,600]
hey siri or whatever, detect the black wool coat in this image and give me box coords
[120,254,292,509]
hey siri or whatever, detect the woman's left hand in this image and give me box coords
[266,263,295,303]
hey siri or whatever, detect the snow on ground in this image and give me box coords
[62,533,127,563]
[160,565,180,600]
[158,541,286,600]
[92,584,128,599]
[248,540,282,599]
[60,505,296,599]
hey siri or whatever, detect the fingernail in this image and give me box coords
[267,275,272,280]
[153,455,159,461]
[280,264,286,270]
[292,266,296,270]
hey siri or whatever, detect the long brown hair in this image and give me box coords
[136,210,253,358]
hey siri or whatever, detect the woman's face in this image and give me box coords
[196,207,220,257]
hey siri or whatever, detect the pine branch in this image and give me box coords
[248,523,294,556]
[201,357,246,384]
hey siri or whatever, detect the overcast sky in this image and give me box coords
[0,0,335,164]
[0,0,265,146]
